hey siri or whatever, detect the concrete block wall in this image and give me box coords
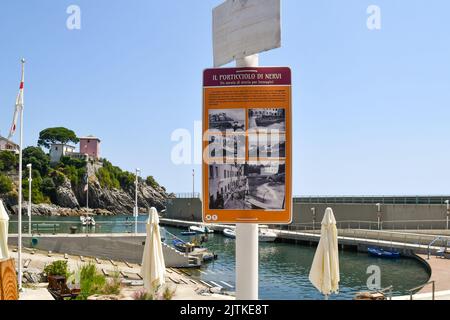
[165,198,449,230]
[8,235,193,267]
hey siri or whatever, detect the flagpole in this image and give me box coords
[135,168,140,234]
[18,58,25,292]
[86,175,89,210]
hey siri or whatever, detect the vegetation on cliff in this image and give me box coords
[0,127,168,213]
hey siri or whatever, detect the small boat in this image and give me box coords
[202,252,218,262]
[223,228,236,239]
[259,226,277,243]
[80,216,96,227]
[189,225,214,234]
[173,239,194,253]
[222,227,277,242]
[181,230,197,236]
[368,247,400,259]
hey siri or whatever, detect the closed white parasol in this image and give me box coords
[141,207,166,290]
[309,207,340,299]
[0,200,10,261]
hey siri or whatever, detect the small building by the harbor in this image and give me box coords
[49,143,76,163]
[79,136,101,160]
[0,135,19,154]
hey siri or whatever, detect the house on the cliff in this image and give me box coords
[0,135,19,154]
[49,135,101,164]
[79,136,101,160]
[49,143,76,163]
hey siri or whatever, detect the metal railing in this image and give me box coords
[272,219,449,232]
[408,281,435,300]
[427,236,450,259]
[173,193,201,199]
[379,286,394,300]
[8,220,150,235]
[294,195,450,205]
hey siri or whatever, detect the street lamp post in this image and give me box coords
[376,203,382,230]
[445,200,449,230]
[311,207,316,231]
[134,168,141,234]
[27,164,32,236]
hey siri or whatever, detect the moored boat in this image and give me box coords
[259,226,277,243]
[223,228,236,239]
[368,247,400,259]
[189,225,214,234]
[222,227,277,242]
[181,230,197,236]
[80,216,96,227]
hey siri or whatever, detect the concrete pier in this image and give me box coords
[8,233,199,268]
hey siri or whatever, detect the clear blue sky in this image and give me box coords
[0,0,449,196]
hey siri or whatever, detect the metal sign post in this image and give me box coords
[235,54,259,300]
[205,0,287,300]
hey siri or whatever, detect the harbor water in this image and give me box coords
[8,216,430,300]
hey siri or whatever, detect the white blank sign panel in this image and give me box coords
[213,0,281,67]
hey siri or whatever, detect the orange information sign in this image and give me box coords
[202,67,292,224]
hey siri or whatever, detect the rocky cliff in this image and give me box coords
[1,164,172,216]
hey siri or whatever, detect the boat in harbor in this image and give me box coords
[181,230,197,236]
[222,226,277,242]
[189,225,214,234]
[80,216,96,227]
[367,247,400,259]
[172,239,218,262]
[258,226,277,242]
[223,228,236,239]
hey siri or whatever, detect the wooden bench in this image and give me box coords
[47,276,80,301]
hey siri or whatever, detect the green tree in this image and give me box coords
[0,174,13,194]
[0,151,18,171]
[37,127,79,149]
[42,177,56,198]
[23,147,50,175]
[145,176,160,189]
[23,172,49,204]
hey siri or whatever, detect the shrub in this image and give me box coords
[145,176,160,189]
[102,270,122,295]
[77,263,107,300]
[22,147,50,175]
[0,151,17,171]
[133,288,155,300]
[132,284,176,301]
[51,170,66,187]
[23,173,50,204]
[0,174,13,194]
[162,286,176,300]
[42,177,56,196]
[44,260,71,279]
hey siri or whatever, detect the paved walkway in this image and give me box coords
[417,254,450,294]
[9,247,234,301]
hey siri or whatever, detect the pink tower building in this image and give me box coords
[79,135,101,160]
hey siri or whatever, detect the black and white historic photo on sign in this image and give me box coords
[208,161,286,211]
[246,161,286,210]
[249,134,286,159]
[209,109,246,134]
[207,134,246,160]
[209,163,250,210]
[248,108,286,132]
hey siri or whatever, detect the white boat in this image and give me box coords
[189,225,214,234]
[80,216,96,227]
[223,228,236,239]
[259,226,277,242]
[222,226,277,242]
